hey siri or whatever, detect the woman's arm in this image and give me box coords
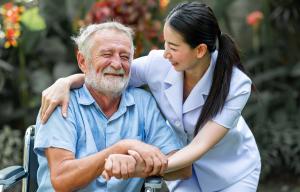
[162,151,192,180]
[109,121,228,181]
[166,121,228,173]
[40,74,84,123]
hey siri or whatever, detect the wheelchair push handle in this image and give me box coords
[144,176,163,192]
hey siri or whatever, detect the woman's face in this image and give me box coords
[163,23,199,72]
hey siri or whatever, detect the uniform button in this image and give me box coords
[175,120,181,127]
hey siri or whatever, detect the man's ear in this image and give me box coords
[77,52,88,73]
[195,43,208,59]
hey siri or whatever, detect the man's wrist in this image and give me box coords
[112,140,132,154]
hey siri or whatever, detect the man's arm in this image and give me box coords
[46,142,127,191]
[45,139,166,191]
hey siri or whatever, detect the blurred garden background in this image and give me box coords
[0,0,299,191]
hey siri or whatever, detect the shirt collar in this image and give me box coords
[163,50,218,95]
[182,50,218,113]
[164,67,183,86]
[77,84,135,108]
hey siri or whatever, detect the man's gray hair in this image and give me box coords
[72,22,135,61]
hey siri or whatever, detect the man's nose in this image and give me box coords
[110,57,122,69]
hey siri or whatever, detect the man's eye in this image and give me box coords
[121,56,129,61]
[102,53,112,57]
[170,47,177,51]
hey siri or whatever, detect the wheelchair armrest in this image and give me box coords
[144,176,162,191]
[0,165,27,186]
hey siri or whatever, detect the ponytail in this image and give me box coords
[194,33,246,135]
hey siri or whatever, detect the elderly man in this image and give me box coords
[34,22,187,192]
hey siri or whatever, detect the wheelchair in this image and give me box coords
[0,126,163,192]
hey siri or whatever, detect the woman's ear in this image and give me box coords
[196,43,208,59]
[77,52,88,73]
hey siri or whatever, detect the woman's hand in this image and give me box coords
[40,74,85,124]
[127,150,147,177]
[118,140,168,176]
[40,78,71,124]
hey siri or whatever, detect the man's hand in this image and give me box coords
[102,151,149,180]
[103,154,137,180]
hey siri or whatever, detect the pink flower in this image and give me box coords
[246,11,264,26]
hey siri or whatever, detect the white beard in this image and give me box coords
[85,66,129,97]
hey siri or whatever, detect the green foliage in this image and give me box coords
[241,0,300,179]
[0,0,81,131]
[20,7,46,31]
[0,126,23,169]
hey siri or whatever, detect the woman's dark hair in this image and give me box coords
[166,2,247,136]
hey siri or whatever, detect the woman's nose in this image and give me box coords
[163,50,171,59]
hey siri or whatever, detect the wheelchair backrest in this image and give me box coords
[22,126,38,192]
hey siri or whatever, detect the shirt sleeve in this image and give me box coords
[212,71,252,129]
[34,106,77,157]
[129,53,152,87]
[142,95,182,155]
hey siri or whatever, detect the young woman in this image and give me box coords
[40,2,261,192]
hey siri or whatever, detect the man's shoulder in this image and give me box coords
[69,86,88,104]
[126,87,152,98]
[125,87,156,108]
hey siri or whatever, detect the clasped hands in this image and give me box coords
[102,141,168,180]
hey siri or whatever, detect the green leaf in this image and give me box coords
[53,62,78,79]
[29,69,52,94]
[0,59,14,72]
[20,7,46,31]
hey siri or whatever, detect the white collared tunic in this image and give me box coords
[129,50,261,192]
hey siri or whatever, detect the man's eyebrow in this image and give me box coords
[99,49,113,53]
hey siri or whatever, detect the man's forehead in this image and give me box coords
[95,29,130,40]
[93,30,131,47]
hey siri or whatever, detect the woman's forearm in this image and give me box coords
[166,142,206,173]
[163,165,192,180]
[66,73,85,89]
[166,121,228,173]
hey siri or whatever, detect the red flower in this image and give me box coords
[246,11,264,26]
[0,2,24,48]
[3,2,14,10]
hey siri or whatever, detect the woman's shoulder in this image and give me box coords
[229,67,252,96]
[136,49,172,77]
[146,50,170,66]
[148,49,165,58]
